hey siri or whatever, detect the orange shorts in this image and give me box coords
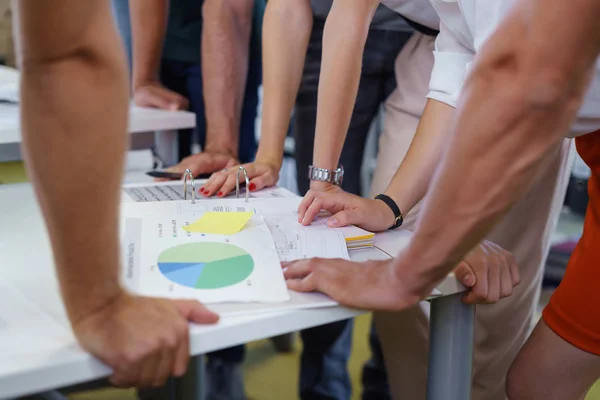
[543,130,600,355]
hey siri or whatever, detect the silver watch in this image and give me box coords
[308,165,344,186]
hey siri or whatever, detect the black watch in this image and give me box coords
[374,194,404,230]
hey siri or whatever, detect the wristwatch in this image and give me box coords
[374,193,404,230]
[308,165,344,186]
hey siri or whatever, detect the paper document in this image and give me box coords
[121,213,290,304]
[184,212,254,235]
[265,216,349,261]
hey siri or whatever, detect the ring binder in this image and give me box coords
[182,169,196,204]
[236,166,250,203]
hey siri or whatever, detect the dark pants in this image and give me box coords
[294,18,412,400]
[160,58,260,163]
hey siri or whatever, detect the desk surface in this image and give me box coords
[0,104,196,146]
[0,183,463,398]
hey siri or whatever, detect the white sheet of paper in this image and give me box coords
[121,214,290,304]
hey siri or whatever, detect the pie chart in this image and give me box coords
[157,242,254,289]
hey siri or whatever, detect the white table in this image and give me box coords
[0,183,474,400]
[0,103,195,164]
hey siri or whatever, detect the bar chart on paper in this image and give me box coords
[158,242,254,289]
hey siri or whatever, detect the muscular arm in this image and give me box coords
[399,0,600,296]
[310,0,379,187]
[255,0,312,168]
[13,0,129,322]
[201,0,253,156]
[130,0,168,90]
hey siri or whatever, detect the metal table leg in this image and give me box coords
[175,354,206,400]
[427,293,476,400]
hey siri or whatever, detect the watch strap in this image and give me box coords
[374,194,404,230]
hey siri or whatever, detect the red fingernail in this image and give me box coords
[217,191,223,197]
[248,183,256,191]
[199,188,205,193]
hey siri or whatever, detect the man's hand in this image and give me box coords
[133,82,189,111]
[159,150,239,182]
[297,188,395,231]
[453,240,520,304]
[73,292,219,388]
[199,158,281,197]
[283,258,422,311]
[283,240,520,310]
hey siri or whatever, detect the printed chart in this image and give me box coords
[158,243,254,289]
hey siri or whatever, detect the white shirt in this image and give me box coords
[380,0,440,30]
[425,0,600,136]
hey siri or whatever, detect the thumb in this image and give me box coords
[454,261,476,288]
[328,209,359,228]
[173,299,220,324]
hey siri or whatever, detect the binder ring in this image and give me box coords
[236,166,250,203]
[182,168,196,204]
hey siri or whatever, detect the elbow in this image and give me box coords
[265,0,313,40]
[202,0,253,32]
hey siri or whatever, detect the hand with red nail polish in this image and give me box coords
[200,159,281,198]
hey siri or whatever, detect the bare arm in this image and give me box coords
[130,0,188,110]
[14,0,128,321]
[398,0,600,296]
[310,0,379,188]
[130,0,168,90]
[384,99,454,214]
[201,0,254,156]
[255,0,312,169]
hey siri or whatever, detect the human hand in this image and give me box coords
[297,189,395,231]
[452,240,520,304]
[72,292,219,388]
[199,158,281,197]
[283,258,422,311]
[133,82,189,111]
[156,151,239,182]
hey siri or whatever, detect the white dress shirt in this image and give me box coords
[380,0,440,30]
[425,0,600,136]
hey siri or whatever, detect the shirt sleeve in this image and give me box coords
[426,21,475,108]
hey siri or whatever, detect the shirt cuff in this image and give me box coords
[427,51,474,108]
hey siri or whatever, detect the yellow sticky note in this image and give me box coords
[183,212,254,235]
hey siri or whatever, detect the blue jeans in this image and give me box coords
[294,18,412,400]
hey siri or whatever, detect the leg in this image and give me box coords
[175,354,206,400]
[427,294,475,400]
[508,132,600,399]
[507,320,600,400]
[236,31,261,164]
[361,323,392,400]
[299,319,354,400]
[159,60,197,161]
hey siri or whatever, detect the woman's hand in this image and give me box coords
[297,188,396,232]
[199,159,281,197]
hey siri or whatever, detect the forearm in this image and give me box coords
[130,0,169,90]
[384,100,454,214]
[400,0,600,296]
[311,0,379,177]
[14,1,129,322]
[255,0,312,168]
[201,0,253,155]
